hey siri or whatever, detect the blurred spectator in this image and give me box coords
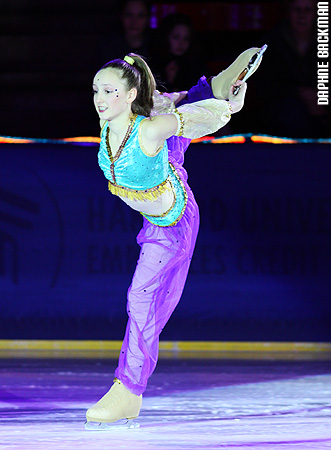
[97,0,155,66]
[251,0,329,138]
[152,13,206,92]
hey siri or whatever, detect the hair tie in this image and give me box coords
[124,55,135,65]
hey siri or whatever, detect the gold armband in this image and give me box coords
[173,108,184,137]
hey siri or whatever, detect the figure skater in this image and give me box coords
[86,47,265,429]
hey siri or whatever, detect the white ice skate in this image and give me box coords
[85,378,142,431]
[211,45,268,99]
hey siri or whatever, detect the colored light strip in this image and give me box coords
[250,134,331,144]
[62,136,101,144]
[1,134,330,145]
[0,136,101,145]
[251,135,297,144]
[212,135,246,144]
[0,137,35,144]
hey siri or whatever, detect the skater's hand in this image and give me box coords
[174,91,188,105]
[162,90,188,105]
[228,80,247,113]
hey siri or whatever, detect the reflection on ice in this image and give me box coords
[0,359,330,449]
[85,419,140,431]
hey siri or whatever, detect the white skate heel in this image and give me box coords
[211,45,267,99]
[85,378,142,431]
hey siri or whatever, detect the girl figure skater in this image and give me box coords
[86,48,264,429]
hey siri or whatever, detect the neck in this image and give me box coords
[107,112,133,138]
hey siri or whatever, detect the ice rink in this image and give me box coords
[1,356,331,450]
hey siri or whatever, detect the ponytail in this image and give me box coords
[100,53,156,117]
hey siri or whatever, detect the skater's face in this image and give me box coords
[168,24,191,56]
[92,68,137,121]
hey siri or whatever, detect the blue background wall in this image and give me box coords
[1,143,330,341]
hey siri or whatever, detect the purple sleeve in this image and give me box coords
[168,76,215,160]
[177,76,214,107]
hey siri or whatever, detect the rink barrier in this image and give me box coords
[1,134,331,145]
[0,340,330,360]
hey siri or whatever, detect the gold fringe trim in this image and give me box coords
[108,177,171,201]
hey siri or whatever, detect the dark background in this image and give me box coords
[1,0,324,139]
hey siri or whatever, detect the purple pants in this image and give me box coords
[114,77,213,395]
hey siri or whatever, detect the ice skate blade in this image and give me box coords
[233,44,268,95]
[85,419,140,431]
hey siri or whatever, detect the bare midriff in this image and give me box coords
[119,184,175,215]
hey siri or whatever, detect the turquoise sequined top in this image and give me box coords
[98,115,169,199]
[98,114,187,227]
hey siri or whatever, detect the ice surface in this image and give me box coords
[0,359,331,449]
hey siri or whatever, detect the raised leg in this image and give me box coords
[211,47,263,100]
